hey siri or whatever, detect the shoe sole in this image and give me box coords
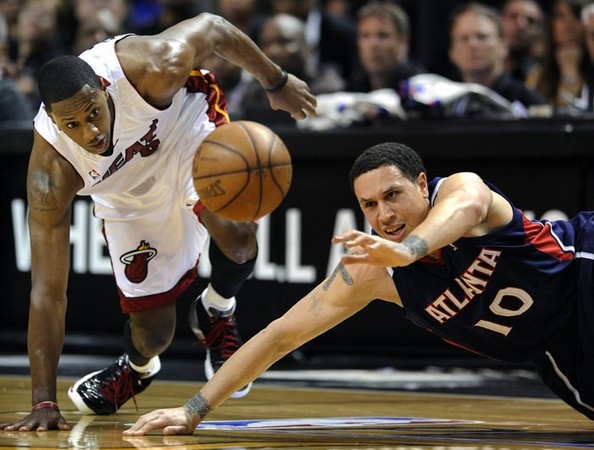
[68,369,106,415]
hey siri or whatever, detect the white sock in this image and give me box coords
[129,355,161,378]
[201,284,236,313]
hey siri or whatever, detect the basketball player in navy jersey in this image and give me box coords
[0,13,316,432]
[125,142,594,435]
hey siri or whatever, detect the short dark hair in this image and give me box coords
[349,142,427,192]
[449,2,503,38]
[357,1,410,37]
[38,55,100,110]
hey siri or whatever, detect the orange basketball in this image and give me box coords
[192,121,292,221]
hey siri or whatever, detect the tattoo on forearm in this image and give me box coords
[183,393,211,419]
[323,263,353,291]
[402,235,429,258]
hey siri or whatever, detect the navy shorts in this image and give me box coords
[534,212,594,419]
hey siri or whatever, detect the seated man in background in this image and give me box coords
[347,1,424,93]
[240,13,345,122]
[449,2,548,113]
[500,0,546,85]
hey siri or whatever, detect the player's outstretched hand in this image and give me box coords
[0,409,70,432]
[266,73,317,120]
[333,230,415,268]
[123,407,199,436]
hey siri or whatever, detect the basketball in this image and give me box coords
[192,121,292,221]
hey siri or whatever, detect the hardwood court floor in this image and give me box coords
[1,375,593,449]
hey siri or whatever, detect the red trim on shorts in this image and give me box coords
[119,263,198,313]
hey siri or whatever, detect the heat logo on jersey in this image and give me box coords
[120,240,157,283]
[101,119,161,182]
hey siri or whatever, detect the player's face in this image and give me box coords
[354,165,429,243]
[47,83,112,155]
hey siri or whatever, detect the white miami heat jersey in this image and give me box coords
[33,35,227,220]
[32,35,230,301]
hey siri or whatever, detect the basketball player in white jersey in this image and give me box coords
[0,12,316,432]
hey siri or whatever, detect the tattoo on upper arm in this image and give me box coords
[29,171,59,212]
[323,263,353,291]
[401,235,429,258]
[183,392,211,419]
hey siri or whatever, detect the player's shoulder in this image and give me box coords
[116,35,193,87]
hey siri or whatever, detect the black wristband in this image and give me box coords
[265,70,289,93]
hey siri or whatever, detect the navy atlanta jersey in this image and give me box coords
[391,177,584,362]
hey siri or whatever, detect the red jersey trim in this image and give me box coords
[186,69,230,126]
[522,216,574,261]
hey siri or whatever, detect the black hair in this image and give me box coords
[38,55,100,110]
[349,142,427,192]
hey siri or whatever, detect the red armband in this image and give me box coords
[31,401,60,412]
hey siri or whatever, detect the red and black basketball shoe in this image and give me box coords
[68,354,160,415]
[189,294,252,398]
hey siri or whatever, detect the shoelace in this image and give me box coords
[99,364,139,411]
[203,316,241,359]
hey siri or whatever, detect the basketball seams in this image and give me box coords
[192,139,251,179]
[237,121,264,219]
[267,134,290,196]
[193,138,252,216]
[192,121,291,221]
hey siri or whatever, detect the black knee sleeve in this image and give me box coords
[123,320,151,366]
[209,239,256,298]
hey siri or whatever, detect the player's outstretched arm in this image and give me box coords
[0,131,80,432]
[335,173,513,267]
[124,261,396,435]
[123,13,316,120]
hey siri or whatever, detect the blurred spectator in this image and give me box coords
[583,2,594,59]
[581,1,594,110]
[239,12,345,121]
[449,2,548,111]
[526,0,590,111]
[130,0,202,34]
[6,0,68,111]
[269,0,357,82]
[500,0,546,84]
[0,11,32,120]
[0,0,22,43]
[347,1,424,92]
[200,53,252,119]
[70,0,129,55]
[323,0,351,18]
[215,0,261,37]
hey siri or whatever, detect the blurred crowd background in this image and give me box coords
[2,0,594,126]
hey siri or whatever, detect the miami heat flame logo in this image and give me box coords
[120,240,157,283]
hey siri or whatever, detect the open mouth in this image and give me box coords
[90,136,106,151]
[384,223,405,239]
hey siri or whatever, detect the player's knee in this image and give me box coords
[129,310,176,356]
[211,223,258,264]
[134,327,174,356]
